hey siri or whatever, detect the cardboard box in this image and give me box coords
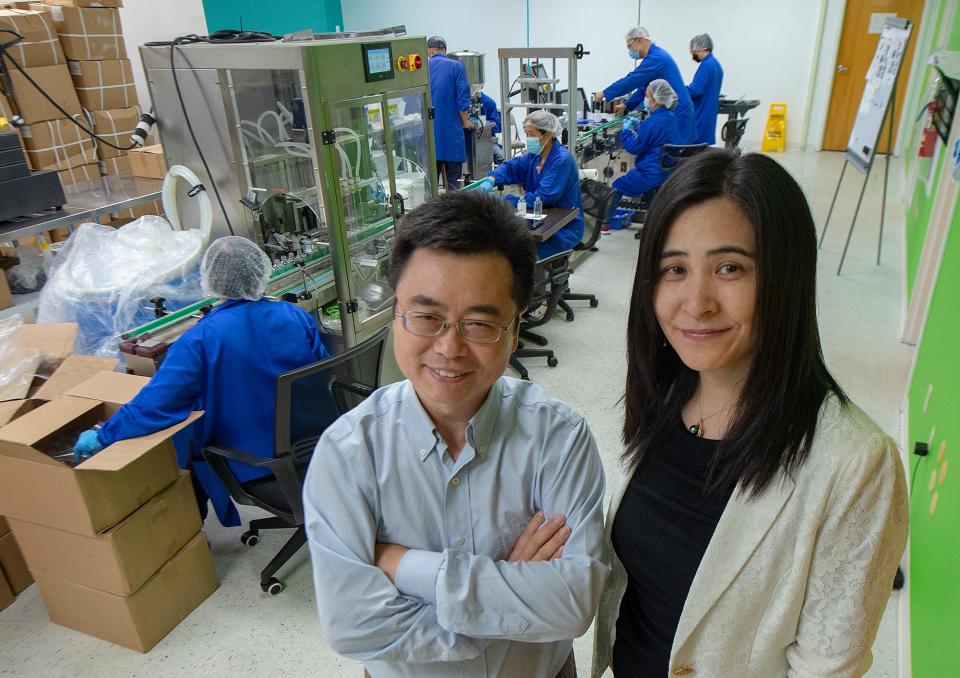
[13,322,77,363]
[0,322,78,401]
[114,198,162,221]
[1,64,82,123]
[0,516,8,535]
[0,270,11,311]
[0,530,33,593]
[0,565,13,611]
[43,0,123,7]
[35,532,217,652]
[35,4,124,60]
[0,9,64,68]
[32,354,118,400]
[10,471,200,595]
[58,160,97,190]
[89,105,144,160]
[20,117,97,171]
[98,153,128,176]
[69,59,136,111]
[127,144,164,179]
[0,400,41,426]
[0,371,201,535]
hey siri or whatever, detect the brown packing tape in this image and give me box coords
[0,9,65,68]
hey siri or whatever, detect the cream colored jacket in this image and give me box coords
[591,398,908,678]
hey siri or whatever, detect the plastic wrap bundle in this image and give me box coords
[37,217,207,359]
[0,315,42,401]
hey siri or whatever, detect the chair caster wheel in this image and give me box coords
[564,312,574,322]
[241,531,259,547]
[547,356,559,367]
[590,299,599,308]
[263,577,284,595]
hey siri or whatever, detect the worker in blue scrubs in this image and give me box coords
[687,33,724,145]
[477,110,584,259]
[427,35,471,190]
[479,90,504,163]
[72,236,330,527]
[604,79,682,229]
[594,26,696,144]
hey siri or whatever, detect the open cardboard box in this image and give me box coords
[0,530,32,594]
[35,532,218,652]
[0,371,202,535]
[10,471,200,595]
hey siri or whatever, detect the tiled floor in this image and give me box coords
[0,149,911,677]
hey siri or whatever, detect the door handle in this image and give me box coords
[837,64,849,73]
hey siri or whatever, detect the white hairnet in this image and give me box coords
[690,33,713,52]
[200,236,272,300]
[648,79,678,109]
[625,26,650,41]
[523,110,562,136]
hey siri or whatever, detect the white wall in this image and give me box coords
[343,0,837,149]
[118,0,208,111]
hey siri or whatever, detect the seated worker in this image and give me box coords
[304,191,608,677]
[686,33,724,145]
[478,89,504,163]
[72,236,330,527]
[604,79,682,231]
[476,110,584,259]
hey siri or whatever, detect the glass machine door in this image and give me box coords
[324,94,399,343]
[386,86,434,213]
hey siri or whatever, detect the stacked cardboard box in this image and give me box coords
[0,516,32,611]
[0,370,216,651]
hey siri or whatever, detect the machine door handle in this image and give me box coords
[836,64,849,73]
[391,192,406,218]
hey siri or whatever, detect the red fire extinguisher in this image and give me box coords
[918,102,940,158]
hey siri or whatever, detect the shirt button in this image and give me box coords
[456,536,465,545]
[672,666,695,676]
[451,477,460,486]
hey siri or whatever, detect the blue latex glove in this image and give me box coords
[73,429,104,461]
[478,177,495,192]
[621,116,638,132]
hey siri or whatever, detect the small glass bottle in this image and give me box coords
[533,196,543,217]
[516,198,527,216]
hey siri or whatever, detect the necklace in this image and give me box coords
[688,389,736,438]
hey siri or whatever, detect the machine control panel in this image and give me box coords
[362,42,395,82]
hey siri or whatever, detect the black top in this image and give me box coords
[611,421,734,677]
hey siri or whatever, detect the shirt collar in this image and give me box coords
[402,378,503,462]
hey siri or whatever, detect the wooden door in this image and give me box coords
[822,0,925,152]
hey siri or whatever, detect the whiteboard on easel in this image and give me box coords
[845,17,912,173]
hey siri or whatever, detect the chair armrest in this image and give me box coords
[203,443,308,521]
[204,444,285,468]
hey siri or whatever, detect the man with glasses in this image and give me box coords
[303,191,607,677]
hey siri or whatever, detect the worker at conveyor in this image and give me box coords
[604,80,682,231]
[477,110,584,259]
[594,26,696,144]
[72,236,330,527]
[686,33,724,145]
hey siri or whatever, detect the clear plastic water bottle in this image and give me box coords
[533,196,543,217]
[516,198,527,216]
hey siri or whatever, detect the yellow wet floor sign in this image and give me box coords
[761,103,787,152]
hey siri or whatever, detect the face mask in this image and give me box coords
[692,54,702,63]
[525,136,544,155]
[628,49,641,60]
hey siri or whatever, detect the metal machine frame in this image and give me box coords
[136,32,437,352]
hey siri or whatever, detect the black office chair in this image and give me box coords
[558,179,614,319]
[202,326,389,595]
[510,251,571,380]
[631,142,710,238]
[721,118,750,154]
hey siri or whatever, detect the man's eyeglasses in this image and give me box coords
[395,310,518,344]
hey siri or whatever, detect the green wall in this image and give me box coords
[905,3,960,676]
[202,0,343,36]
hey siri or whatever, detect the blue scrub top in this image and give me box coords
[603,43,696,145]
[687,53,724,145]
[98,298,330,527]
[612,107,682,197]
[491,142,584,259]
[479,92,502,135]
[429,53,471,162]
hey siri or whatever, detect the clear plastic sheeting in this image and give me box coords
[37,217,206,359]
[5,243,48,294]
[0,314,42,402]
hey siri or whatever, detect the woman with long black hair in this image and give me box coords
[591,150,908,678]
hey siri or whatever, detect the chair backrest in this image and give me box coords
[721,117,750,145]
[659,143,710,173]
[274,325,390,458]
[577,178,617,250]
[523,251,573,328]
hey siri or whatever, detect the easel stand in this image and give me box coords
[819,88,897,276]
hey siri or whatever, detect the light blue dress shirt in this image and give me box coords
[303,377,608,677]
